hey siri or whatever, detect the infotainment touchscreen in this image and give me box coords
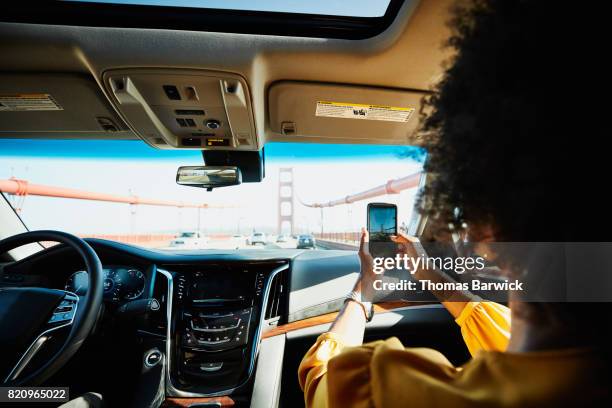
[189,270,256,303]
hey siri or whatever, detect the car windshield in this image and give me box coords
[0,139,424,251]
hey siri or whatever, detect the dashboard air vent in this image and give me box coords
[264,269,287,321]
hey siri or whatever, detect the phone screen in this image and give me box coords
[367,203,397,242]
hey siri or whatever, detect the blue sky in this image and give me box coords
[71,0,392,17]
[0,139,424,163]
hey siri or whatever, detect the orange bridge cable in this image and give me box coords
[299,172,423,208]
[0,178,232,209]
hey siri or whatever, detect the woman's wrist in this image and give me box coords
[345,296,374,322]
[328,297,367,346]
[343,298,367,319]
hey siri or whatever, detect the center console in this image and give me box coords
[160,261,288,397]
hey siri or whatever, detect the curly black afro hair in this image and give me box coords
[418,0,610,348]
[418,0,590,242]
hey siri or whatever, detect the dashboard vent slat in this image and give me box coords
[265,269,287,322]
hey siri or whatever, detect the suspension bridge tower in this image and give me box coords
[277,168,294,236]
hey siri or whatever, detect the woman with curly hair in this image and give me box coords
[298,0,610,406]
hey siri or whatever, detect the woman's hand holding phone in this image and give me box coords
[356,230,425,299]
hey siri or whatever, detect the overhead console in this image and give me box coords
[268,81,426,145]
[103,69,258,150]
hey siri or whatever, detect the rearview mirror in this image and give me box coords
[176,166,242,190]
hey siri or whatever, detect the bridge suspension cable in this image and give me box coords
[0,177,229,209]
[299,172,422,208]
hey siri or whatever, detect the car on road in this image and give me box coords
[276,234,289,243]
[169,231,208,249]
[296,234,316,249]
[249,232,267,245]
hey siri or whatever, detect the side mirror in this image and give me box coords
[176,166,242,191]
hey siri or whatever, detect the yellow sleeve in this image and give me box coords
[326,338,463,408]
[298,334,460,408]
[455,300,511,355]
[298,332,346,408]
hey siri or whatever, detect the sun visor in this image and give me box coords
[0,73,131,138]
[268,81,427,145]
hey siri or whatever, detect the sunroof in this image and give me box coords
[72,0,393,18]
[5,0,406,40]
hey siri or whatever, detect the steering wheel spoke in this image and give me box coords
[0,230,103,386]
[4,291,80,383]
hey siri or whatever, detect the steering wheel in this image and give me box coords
[0,230,103,386]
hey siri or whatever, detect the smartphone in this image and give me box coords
[367,203,397,243]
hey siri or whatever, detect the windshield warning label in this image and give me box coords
[0,94,63,111]
[315,101,414,123]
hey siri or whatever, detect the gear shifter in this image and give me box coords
[116,298,160,319]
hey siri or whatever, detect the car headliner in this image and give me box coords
[0,0,452,148]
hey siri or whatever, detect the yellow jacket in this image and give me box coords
[298,301,607,407]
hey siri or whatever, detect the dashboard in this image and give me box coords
[65,265,146,302]
[0,238,392,399]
